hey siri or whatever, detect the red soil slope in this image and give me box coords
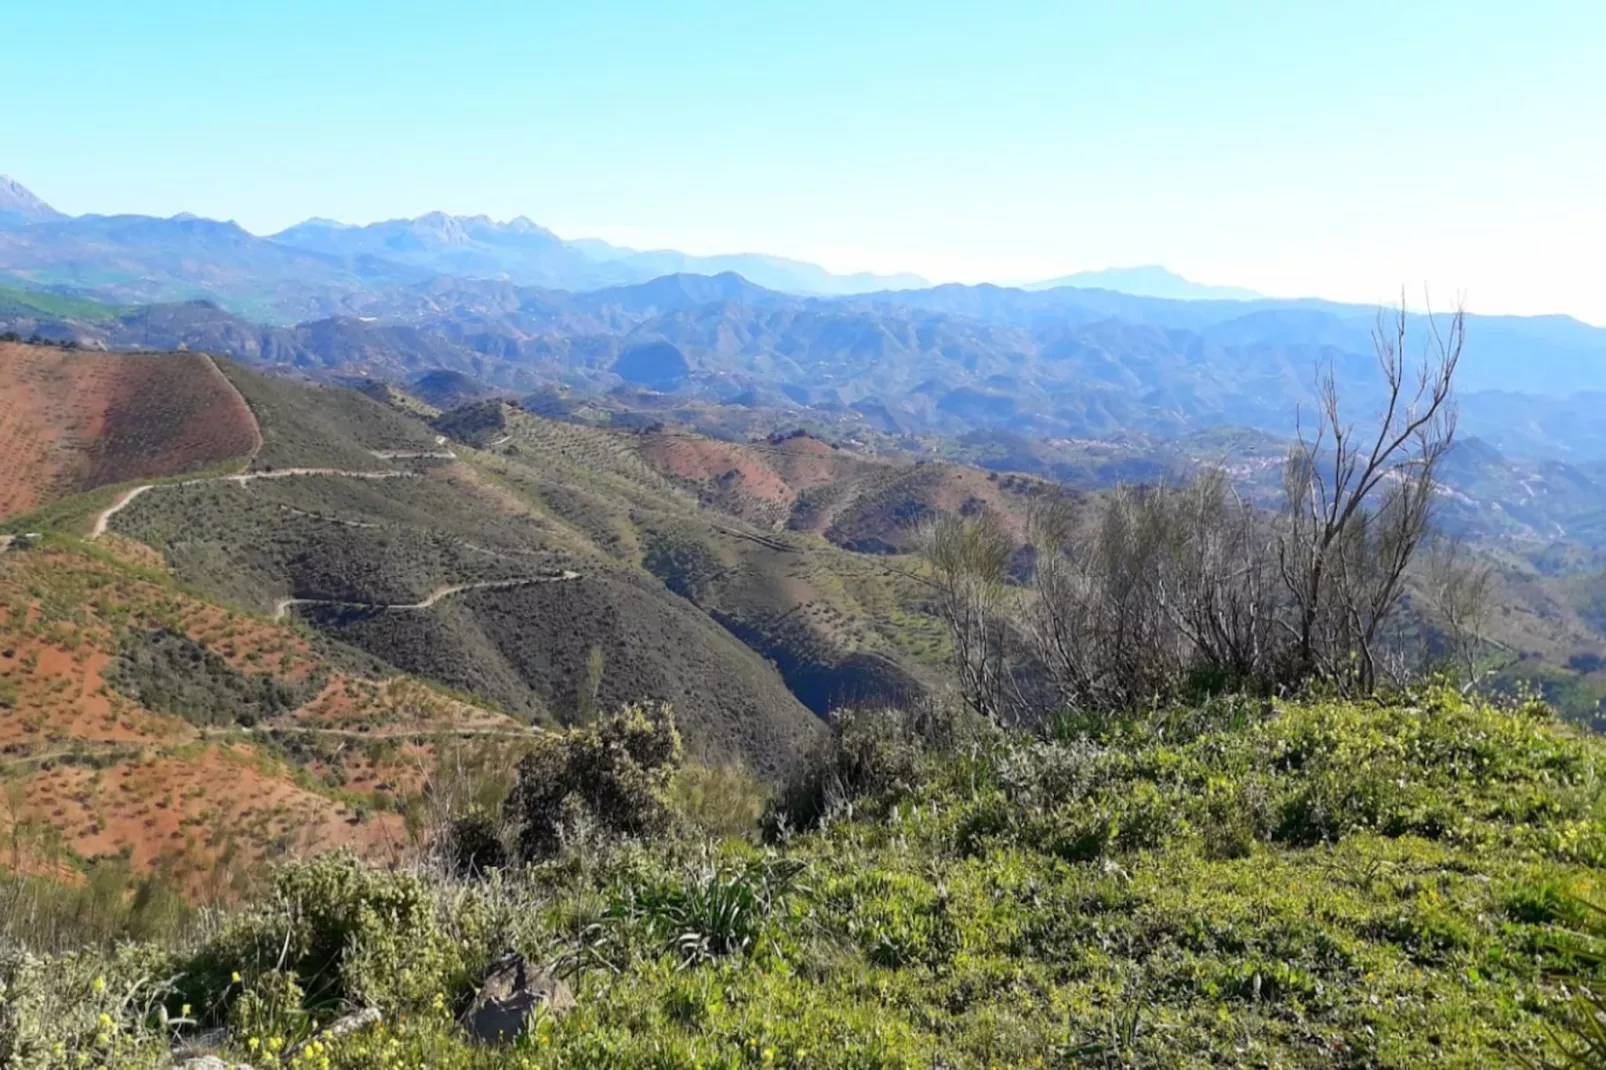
[0,547,526,899]
[0,343,260,521]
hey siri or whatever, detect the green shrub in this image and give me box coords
[768,705,951,832]
[187,854,463,1024]
[0,942,180,1069]
[503,702,683,860]
[671,761,768,840]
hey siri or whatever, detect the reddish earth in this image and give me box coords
[0,343,260,521]
[0,545,516,901]
[640,435,795,505]
[14,745,408,898]
[636,431,878,529]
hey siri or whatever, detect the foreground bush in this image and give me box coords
[5,690,1606,1067]
[503,702,683,859]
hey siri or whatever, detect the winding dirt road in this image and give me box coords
[89,468,421,539]
[83,440,582,625]
[271,571,581,620]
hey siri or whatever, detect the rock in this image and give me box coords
[320,1006,382,1041]
[463,952,575,1045]
[284,1007,382,1059]
[180,1057,253,1070]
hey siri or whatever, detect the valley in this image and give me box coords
[6,6,1606,1062]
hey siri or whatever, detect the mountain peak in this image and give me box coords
[0,175,66,226]
[1029,265,1262,302]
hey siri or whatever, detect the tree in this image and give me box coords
[1278,294,1463,693]
[575,643,605,724]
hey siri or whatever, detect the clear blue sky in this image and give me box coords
[3,0,1603,320]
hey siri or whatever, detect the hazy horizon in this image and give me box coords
[4,1,1602,321]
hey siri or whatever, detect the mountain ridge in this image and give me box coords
[1026,264,1264,301]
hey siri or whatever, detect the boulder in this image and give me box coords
[462,952,574,1045]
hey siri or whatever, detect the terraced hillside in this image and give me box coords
[0,537,530,900]
[0,343,260,520]
[3,360,830,781]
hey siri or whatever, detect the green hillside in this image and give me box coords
[0,284,125,322]
[69,363,837,778]
[7,690,1604,1067]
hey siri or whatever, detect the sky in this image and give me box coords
[3,0,1604,321]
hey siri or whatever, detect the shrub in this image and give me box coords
[671,761,768,840]
[768,705,966,832]
[187,854,462,1023]
[0,942,180,1068]
[440,814,509,876]
[103,628,322,728]
[503,702,683,860]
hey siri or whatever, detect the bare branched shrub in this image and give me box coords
[923,294,1466,724]
[1423,533,1497,687]
[1278,295,1462,693]
[1025,486,1185,712]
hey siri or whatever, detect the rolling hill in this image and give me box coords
[0,342,260,520]
[11,267,1606,469]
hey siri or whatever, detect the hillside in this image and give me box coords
[0,535,528,901]
[1,354,830,782]
[7,691,1606,1067]
[0,343,260,520]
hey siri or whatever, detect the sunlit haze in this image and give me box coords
[4,0,1603,320]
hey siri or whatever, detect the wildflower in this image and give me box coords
[91,975,106,995]
[232,971,243,983]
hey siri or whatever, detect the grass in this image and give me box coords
[4,689,1605,1068]
[0,285,126,322]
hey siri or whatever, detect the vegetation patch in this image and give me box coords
[105,627,324,727]
[6,691,1606,1068]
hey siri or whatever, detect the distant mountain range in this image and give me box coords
[0,175,1262,314]
[0,176,930,315]
[1025,265,1263,302]
[6,173,1606,468]
[9,266,1606,464]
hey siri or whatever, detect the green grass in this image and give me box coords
[0,284,126,322]
[5,690,1605,1068]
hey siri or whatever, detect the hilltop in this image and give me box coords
[0,342,260,520]
[7,690,1606,1067]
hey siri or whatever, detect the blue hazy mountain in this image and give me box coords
[1027,265,1263,301]
[0,174,66,227]
[567,236,928,296]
